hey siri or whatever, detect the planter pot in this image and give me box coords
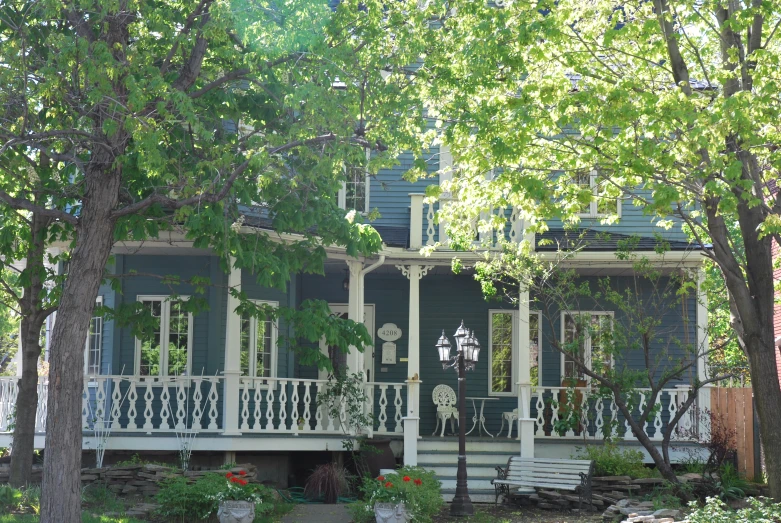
[217,500,255,523]
[361,438,396,478]
[374,502,411,523]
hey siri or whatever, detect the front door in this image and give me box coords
[318,304,375,382]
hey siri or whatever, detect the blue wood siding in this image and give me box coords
[370,150,438,229]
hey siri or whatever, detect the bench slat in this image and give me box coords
[505,472,584,482]
[509,464,591,472]
[493,480,580,491]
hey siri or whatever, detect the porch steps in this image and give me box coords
[417,437,518,504]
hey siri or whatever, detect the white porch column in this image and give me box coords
[346,259,365,376]
[222,257,242,436]
[696,268,711,437]
[516,285,535,457]
[397,264,433,466]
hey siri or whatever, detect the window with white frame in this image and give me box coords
[239,300,278,378]
[339,165,369,213]
[575,170,621,218]
[560,311,613,381]
[488,310,543,395]
[84,297,103,376]
[135,297,192,376]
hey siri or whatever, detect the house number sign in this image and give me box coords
[377,323,402,342]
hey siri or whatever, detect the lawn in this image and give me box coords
[0,515,146,523]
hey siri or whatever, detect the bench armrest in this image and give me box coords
[494,465,507,480]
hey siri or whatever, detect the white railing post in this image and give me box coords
[409,194,425,249]
[696,268,711,439]
[222,257,242,436]
[517,284,535,456]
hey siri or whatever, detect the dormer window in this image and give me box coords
[339,151,370,213]
[576,170,621,218]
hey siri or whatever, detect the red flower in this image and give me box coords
[238,479,248,486]
[414,478,422,486]
[402,476,411,482]
[230,476,240,484]
[377,475,385,481]
[225,472,233,478]
[385,482,393,488]
[238,470,247,476]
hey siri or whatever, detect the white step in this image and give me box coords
[440,490,498,504]
[439,478,496,491]
[421,465,501,478]
[418,453,512,465]
[418,438,519,453]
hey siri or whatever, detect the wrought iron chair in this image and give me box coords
[432,384,459,437]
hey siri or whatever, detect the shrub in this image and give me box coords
[156,471,275,521]
[687,497,781,523]
[577,442,653,478]
[0,485,21,514]
[349,466,443,523]
[715,463,750,501]
[303,463,351,504]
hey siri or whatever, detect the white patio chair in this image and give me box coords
[432,384,459,437]
[499,408,518,438]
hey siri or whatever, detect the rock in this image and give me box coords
[652,509,681,518]
[634,501,654,509]
[538,490,563,499]
[657,519,675,523]
[537,502,554,510]
[632,478,665,485]
[80,475,98,481]
[594,476,632,482]
[617,499,632,508]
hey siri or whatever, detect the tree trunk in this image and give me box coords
[40,163,119,523]
[9,327,43,487]
[9,211,50,487]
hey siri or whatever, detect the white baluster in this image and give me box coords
[291,380,300,435]
[565,389,576,438]
[535,390,545,436]
[127,381,138,430]
[265,380,276,432]
[82,386,90,430]
[191,378,204,430]
[277,380,288,431]
[509,206,520,243]
[175,381,187,430]
[595,395,605,439]
[36,379,48,432]
[111,380,123,429]
[241,379,250,431]
[302,382,312,433]
[207,379,219,430]
[143,380,155,432]
[579,389,589,437]
[377,385,388,433]
[253,382,262,431]
[314,383,324,431]
[426,202,435,246]
[159,381,171,430]
[667,390,679,440]
[550,389,560,436]
[653,391,664,441]
[393,385,404,433]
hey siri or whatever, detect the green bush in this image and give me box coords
[0,485,21,514]
[156,472,276,521]
[577,442,653,478]
[349,466,443,523]
[687,497,781,523]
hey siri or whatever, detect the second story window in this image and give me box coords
[575,170,621,218]
[135,296,192,376]
[339,165,369,213]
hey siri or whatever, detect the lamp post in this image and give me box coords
[435,320,481,517]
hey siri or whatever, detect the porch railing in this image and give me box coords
[0,376,407,438]
[530,386,698,441]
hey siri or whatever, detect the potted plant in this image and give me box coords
[350,467,443,523]
[215,471,262,523]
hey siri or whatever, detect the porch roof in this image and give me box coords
[536,228,696,252]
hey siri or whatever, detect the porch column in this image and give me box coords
[346,259,365,377]
[222,257,242,436]
[696,268,711,437]
[397,264,433,466]
[516,285,535,457]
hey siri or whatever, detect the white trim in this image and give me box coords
[576,170,622,219]
[240,300,279,379]
[338,149,371,214]
[134,295,193,376]
[559,311,614,382]
[488,309,543,397]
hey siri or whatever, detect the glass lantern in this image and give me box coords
[453,320,469,351]
[436,330,452,365]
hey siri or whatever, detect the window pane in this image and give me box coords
[529,313,539,387]
[591,314,613,371]
[167,301,189,376]
[491,312,513,393]
[87,316,102,375]
[256,316,273,377]
[595,175,618,215]
[345,166,367,213]
[563,314,585,380]
[240,314,251,376]
[139,300,162,376]
[574,172,592,214]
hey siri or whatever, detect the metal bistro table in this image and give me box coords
[465,396,499,437]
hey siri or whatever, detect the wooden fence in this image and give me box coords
[710,387,755,479]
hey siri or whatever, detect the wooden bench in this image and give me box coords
[491,457,594,508]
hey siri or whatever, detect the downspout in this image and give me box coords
[361,255,385,277]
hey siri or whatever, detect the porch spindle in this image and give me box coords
[143,381,154,432]
[127,382,138,430]
[265,382,276,431]
[290,380,300,434]
[277,380,288,431]
[393,385,404,433]
[378,385,388,433]
[207,379,219,430]
[302,382,312,432]
[159,382,171,430]
[240,380,250,431]
[252,382,262,430]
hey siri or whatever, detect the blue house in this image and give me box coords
[0,144,709,499]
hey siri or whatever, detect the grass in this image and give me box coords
[0,515,146,523]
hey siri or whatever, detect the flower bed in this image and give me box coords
[349,467,443,523]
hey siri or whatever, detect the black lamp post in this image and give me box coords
[436,320,481,517]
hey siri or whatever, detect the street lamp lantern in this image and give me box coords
[436,322,478,517]
[436,330,452,365]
